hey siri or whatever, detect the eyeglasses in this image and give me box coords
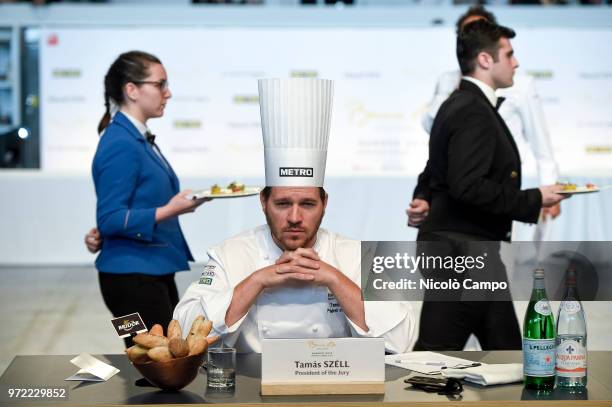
[133,79,169,92]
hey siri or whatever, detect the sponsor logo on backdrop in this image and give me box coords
[290,70,318,78]
[47,96,86,103]
[347,100,404,127]
[233,95,259,104]
[586,145,612,154]
[173,120,202,129]
[526,70,553,79]
[228,121,261,129]
[579,71,612,79]
[47,34,58,46]
[52,69,81,78]
[343,71,381,79]
[172,96,209,103]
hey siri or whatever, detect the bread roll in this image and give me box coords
[149,324,164,337]
[168,338,189,358]
[133,333,169,348]
[126,345,150,364]
[148,346,173,362]
[188,335,208,356]
[188,316,213,338]
[167,319,182,340]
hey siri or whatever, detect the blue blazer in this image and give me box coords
[92,112,194,275]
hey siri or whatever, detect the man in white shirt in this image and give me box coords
[174,79,414,354]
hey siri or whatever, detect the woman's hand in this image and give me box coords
[156,190,211,222]
[85,227,102,253]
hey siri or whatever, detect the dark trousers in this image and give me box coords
[414,300,521,351]
[98,272,179,347]
[414,230,521,351]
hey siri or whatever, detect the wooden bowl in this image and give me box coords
[132,353,205,391]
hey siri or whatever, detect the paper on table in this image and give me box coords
[442,363,523,386]
[65,353,120,382]
[385,351,484,375]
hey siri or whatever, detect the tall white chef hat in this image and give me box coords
[258,78,334,187]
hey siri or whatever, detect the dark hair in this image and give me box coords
[456,20,516,76]
[261,186,327,202]
[456,6,497,35]
[97,51,162,134]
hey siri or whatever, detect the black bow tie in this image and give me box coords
[495,97,506,111]
[145,131,156,145]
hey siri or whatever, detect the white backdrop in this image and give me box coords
[1,25,611,265]
[40,27,612,179]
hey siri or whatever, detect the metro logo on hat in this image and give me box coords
[258,78,334,187]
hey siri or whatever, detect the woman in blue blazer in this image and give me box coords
[91,51,207,344]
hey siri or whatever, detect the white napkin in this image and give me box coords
[441,363,523,386]
[65,353,120,382]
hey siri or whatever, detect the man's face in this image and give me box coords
[261,187,327,251]
[489,37,519,89]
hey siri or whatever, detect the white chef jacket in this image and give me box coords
[173,225,415,354]
[421,71,559,185]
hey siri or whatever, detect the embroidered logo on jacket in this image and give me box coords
[199,265,216,285]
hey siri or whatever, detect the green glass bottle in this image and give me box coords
[523,268,556,390]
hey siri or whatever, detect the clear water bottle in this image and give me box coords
[523,268,556,390]
[556,268,587,388]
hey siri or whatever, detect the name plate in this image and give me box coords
[261,338,385,395]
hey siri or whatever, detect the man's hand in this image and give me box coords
[85,227,102,253]
[406,198,430,227]
[225,247,365,330]
[276,248,367,331]
[541,202,561,223]
[225,248,324,327]
[539,185,568,208]
[275,248,343,287]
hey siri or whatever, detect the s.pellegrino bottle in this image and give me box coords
[556,268,587,388]
[523,268,556,390]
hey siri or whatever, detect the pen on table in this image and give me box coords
[393,360,446,366]
[441,363,482,370]
[393,360,482,369]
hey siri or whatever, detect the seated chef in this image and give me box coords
[173,78,414,353]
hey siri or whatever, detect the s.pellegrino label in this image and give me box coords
[523,268,556,390]
[523,338,556,376]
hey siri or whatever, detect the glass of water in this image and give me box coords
[207,347,236,389]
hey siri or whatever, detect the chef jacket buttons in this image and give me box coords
[510,171,518,179]
[312,326,318,333]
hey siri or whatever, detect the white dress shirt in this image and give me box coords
[120,110,168,167]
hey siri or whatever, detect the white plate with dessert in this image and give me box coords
[557,183,599,195]
[189,182,261,200]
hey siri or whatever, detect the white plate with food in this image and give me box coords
[189,183,261,200]
[557,183,599,195]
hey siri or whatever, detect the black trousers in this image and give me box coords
[414,300,521,351]
[98,272,179,347]
[414,230,521,351]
